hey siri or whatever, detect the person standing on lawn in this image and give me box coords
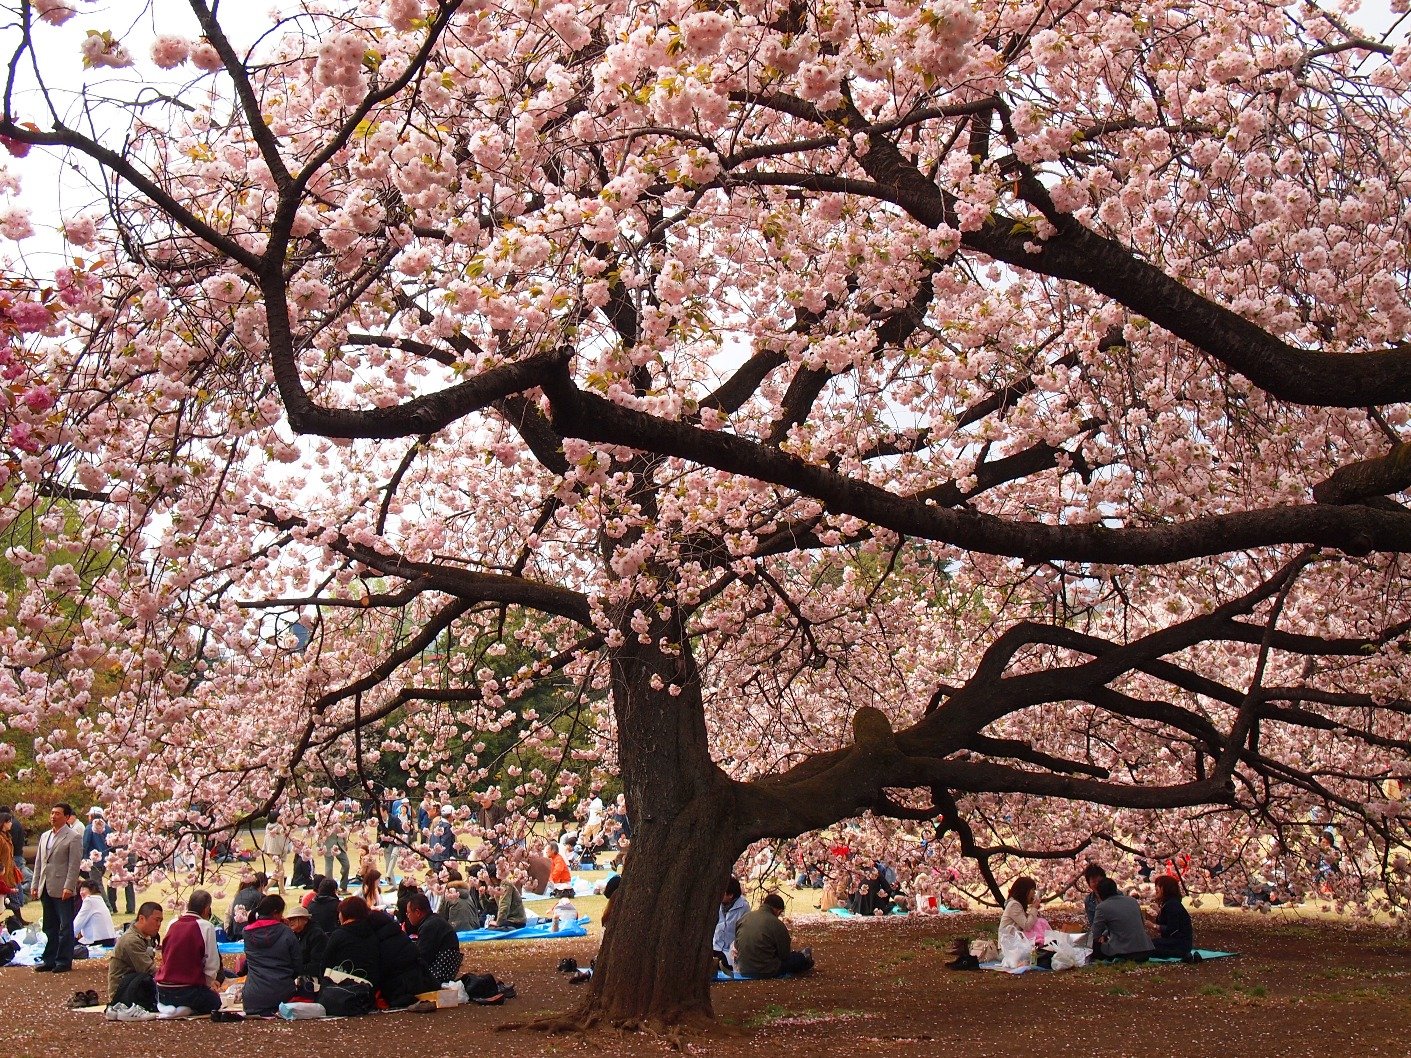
[30,803,83,973]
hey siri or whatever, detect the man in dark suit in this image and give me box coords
[30,802,83,973]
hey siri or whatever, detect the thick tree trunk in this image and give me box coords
[578,788,745,1028]
[549,592,746,1030]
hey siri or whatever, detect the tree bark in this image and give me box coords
[548,599,747,1029]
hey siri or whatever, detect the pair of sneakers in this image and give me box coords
[104,1003,158,1022]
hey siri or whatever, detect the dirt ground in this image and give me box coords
[1,909,1404,1058]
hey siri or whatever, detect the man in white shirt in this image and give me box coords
[30,803,83,972]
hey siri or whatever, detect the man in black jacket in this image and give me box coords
[308,876,341,934]
[323,896,436,1008]
[405,892,463,983]
[284,902,328,977]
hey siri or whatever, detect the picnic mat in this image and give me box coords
[456,919,589,943]
[217,918,590,956]
[981,949,1239,974]
[1150,949,1239,963]
[8,940,113,966]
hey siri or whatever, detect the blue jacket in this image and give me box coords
[713,895,749,957]
[82,823,109,861]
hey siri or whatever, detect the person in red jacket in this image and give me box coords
[548,845,572,894]
[155,890,223,1014]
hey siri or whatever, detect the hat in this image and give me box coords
[440,803,454,814]
[87,806,104,818]
[554,898,576,911]
[285,902,311,920]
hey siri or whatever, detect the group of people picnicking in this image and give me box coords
[987,863,1197,967]
[0,792,627,1019]
[3,790,1212,1018]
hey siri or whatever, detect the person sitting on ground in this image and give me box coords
[487,876,527,930]
[1147,874,1196,960]
[240,893,303,1016]
[285,901,329,977]
[548,843,573,895]
[1081,863,1107,931]
[300,873,324,909]
[155,889,223,1014]
[999,876,1040,940]
[394,878,421,927]
[712,876,750,973]
[850,863,899,917]
[225,871,267,941]
[108,901,162,1010]
[521,844,551,896]
[600,873,621,927]
[440,869,480,932]
[357,868,381,903]
[405,891,463,982]
[322,895,381,984]
[550,896,579,933]
[732,893,814,978]
[1091,878,1155,962]
[323,895,437,1008]
[309,875,342,934]
[73,879,117,947]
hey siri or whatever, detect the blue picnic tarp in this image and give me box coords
[827,906,962,918]
[217,917,589,956]
[980,948,1240,973]
[456,918,589,943]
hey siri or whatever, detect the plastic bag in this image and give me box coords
[969,937,998,962]
[999,927,1035,969]
[278,1002,327,1020]
[1049,932,1090,972]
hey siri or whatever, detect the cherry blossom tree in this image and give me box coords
[3,0,1411,1028]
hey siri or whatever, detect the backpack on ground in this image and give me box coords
[318,981,375,1017]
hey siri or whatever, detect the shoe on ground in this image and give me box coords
[67,991,91,1009]
[556,957,578,974]
[567,970,591,984]
[33,963,54,973]
[407,999,436,1013]
[52,963,72,973]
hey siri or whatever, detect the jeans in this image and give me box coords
[39,892,77,968]
[156,983,222,1014]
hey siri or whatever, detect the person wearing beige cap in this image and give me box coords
[284,899,329,977]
